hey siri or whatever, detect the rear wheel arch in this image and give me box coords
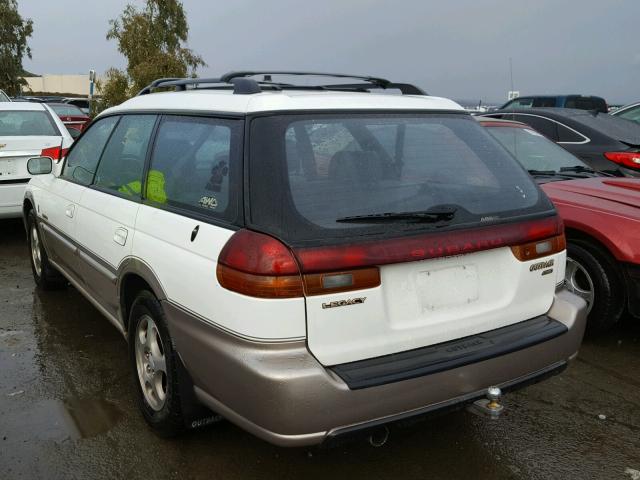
[119,264,167,334]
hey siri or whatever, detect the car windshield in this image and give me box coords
[50,104,85,117]
[0,90,10,102]
[486,125,589,172]
[0,110,58,136]
[249,113,549,243]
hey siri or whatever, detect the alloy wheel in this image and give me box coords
[134,315,168,411]
[565,256,595,314]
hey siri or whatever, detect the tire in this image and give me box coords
[27,209,66,290]
[128,290,185,437]
[566,241,625,333]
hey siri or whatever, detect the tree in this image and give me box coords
[96,0,205,112]
[0,0,33,96]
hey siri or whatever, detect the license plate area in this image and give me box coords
[0,158,17,177]
[417,264,479,311]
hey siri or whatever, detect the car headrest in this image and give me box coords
[328,150,384,185]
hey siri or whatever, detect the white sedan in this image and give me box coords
[0,102,73,219]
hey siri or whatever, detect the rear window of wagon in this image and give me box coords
[248,112,553,244]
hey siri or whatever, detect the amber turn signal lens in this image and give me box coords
[510,234,566,261]
[303,267,380,296]
[216,264,304,298]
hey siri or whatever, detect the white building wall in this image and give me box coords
[23,75,100,95]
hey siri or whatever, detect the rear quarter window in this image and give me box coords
[145,115,242,222]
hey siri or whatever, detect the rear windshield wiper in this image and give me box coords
[559,165,597,175]
[527,169,586,179]
[336,206,457,224]
[527,169,559,176]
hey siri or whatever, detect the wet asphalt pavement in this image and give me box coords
[1,218,639,480]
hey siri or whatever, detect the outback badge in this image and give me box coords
[322,297,366,309]
[530,259,554,272]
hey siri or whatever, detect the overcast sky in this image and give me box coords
[19,0,640,104]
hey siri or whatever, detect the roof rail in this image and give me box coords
[221,71,427,95]
[137,71,426,96]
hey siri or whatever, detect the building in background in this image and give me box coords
[22,74,100,96]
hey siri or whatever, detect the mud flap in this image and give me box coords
[176,355,224,430]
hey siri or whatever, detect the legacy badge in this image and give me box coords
[322,297,366,309]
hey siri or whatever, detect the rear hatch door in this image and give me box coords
[249,111,562,366]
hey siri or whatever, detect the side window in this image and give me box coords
[62,116,119,185]
[532,97,556,107]
[504,98,533,109]
[146,116,240,220]
[557,124,586,143]
[617,105,640,123]
[93,115,156,198]
[513,115,559,141]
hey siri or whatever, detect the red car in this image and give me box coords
[480,117,640,331]
[47,102,90,138]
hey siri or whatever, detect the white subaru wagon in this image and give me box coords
[22,72,587,447]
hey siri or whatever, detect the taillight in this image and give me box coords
[216,230,380,298]
[294,216,563,273]
[510,234,566,262]
[217,217,563,298]
[604,151,640,169]
[41,146,69,162]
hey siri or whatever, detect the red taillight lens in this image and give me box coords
[604,151,640,170]
[217,230,304,298]
[217,217,562,298]
[294,216,563,273]
[218,229,299,275]
[41,146,69,162]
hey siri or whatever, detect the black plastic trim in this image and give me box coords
[331,316,568,390]
[0,178,30,185]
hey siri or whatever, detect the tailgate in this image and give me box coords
[305,246,565,366]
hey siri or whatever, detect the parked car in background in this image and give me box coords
[612,101,640,124]
[62,97,90,115]
[500,95,608,113]
[482,108,640,177]
[480,117,640,331]
[0,90,11,102]
[0,102,73,219]
[46,103,91,138]
[22,71,586,446]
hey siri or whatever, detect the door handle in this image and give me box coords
[65,204,75,218]
[113,227,128,246]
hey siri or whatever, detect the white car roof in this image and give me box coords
[102,90,464,116]
[0,101,47,111]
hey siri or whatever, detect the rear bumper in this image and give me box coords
[164,289,587,447]
[0,183,28,219]
[624,263,640,317]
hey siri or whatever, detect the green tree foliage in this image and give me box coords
[96,0,205,112]
[0,0,33,96]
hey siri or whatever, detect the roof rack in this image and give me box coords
[137,71,427,96]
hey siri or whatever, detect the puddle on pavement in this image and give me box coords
[6,397,123,443]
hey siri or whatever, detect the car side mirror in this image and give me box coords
[27,156,53,175]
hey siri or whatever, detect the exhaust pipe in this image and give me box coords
[367,426,389,447]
